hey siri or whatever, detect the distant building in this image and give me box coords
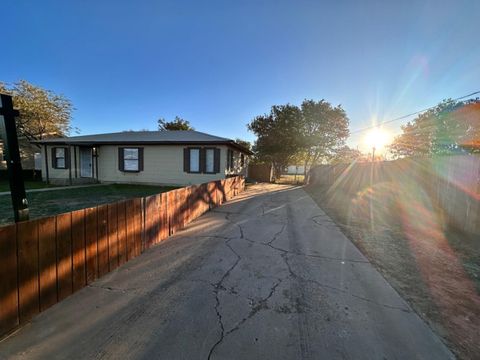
[0,137,42,171]
[285,165,306,174]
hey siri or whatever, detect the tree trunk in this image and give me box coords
[303,159,308,184]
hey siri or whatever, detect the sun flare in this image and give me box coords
[364,128,391,151]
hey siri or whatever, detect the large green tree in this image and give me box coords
[299,99,350,172]
[248,104,302,178]
[0,80,74,141]
[234,138,252,151]
[330,146,362,164]
[390,98,480,157]
[248,100,350,178]
[158,116,194,131]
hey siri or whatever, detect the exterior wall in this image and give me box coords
[225,147,249,177]
[40,144,249,186]
[98,145,229,186]
[40,145,96,185]
[41,145,71,185]
[0,139,41,171]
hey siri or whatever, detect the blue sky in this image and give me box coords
[2,0,479,151]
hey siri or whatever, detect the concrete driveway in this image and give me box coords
[0,184,453,360]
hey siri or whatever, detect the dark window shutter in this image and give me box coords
[199,148,206,173]
[65,147,70,169]
[118,147,125,171]
[183,148,190,173]
[51,147,56,168]
[138,148,144,171]
[214,148,220,173]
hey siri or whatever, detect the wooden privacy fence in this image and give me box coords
[0,176,245,337]
[309,155,480,235]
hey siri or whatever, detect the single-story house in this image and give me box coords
[33,130,252,186]
[1,137,42,172]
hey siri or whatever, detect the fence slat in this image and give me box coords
[107,204,119,271]
[17,220,39,322]
[0,224,19,335]
[125,199,135,261]
[38,217,57,311]
[56,213,72,301]
[72,209,86,292]
[133,198,142,256]
[85,207,98,283]
[117,201,127,265]
[160,192,168,242]
[145,195,156,248]
[97,205,109,277]
[0,175,245,338]
[153,195,161,245]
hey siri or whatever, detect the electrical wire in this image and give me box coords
[349,90,480,135]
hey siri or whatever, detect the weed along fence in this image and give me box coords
[309,154,480,235]
[0,176,245,337]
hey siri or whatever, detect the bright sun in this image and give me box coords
[364,128,391,150]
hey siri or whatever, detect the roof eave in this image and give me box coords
[33,139,253,154]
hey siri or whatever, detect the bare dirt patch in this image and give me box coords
[306,184,480,359]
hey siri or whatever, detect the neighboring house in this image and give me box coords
[0,137,42,172]
[33,130,252,186]
[286,165,306,174]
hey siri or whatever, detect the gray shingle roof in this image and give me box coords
[33,130,252,153]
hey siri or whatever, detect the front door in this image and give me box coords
[80,147,93,177]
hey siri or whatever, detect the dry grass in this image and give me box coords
[276,174,305,185]
[306,183,480,360]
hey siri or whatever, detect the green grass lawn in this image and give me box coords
[0,180,54,192]
[0,184,177,225]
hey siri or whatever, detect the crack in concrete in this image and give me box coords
[310,214,336,226]
[87,284,140,293]
[302,277,411,313]
[206,194,410,360]
[207,238,242,360]
[265,224,287,246]
[281,253,411,313]
[207,209,288,359]
[224,278,283,337]
[249,235,369,264]
[245,226,409,314]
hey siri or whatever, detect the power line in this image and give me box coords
[349,90,480,135]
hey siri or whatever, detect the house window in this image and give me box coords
[184,147,220,174]
[189,148,200,173]
[240,153,245,167]
[205,148,214,173]
[227,149,234,170]
[53,147,67,169]
[124,148,139,171]
[118,147,143,172]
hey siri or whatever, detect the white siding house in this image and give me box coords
[34,131,251,186]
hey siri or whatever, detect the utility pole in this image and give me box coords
[0,94,29,222]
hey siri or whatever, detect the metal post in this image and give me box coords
[0,94,29,222]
